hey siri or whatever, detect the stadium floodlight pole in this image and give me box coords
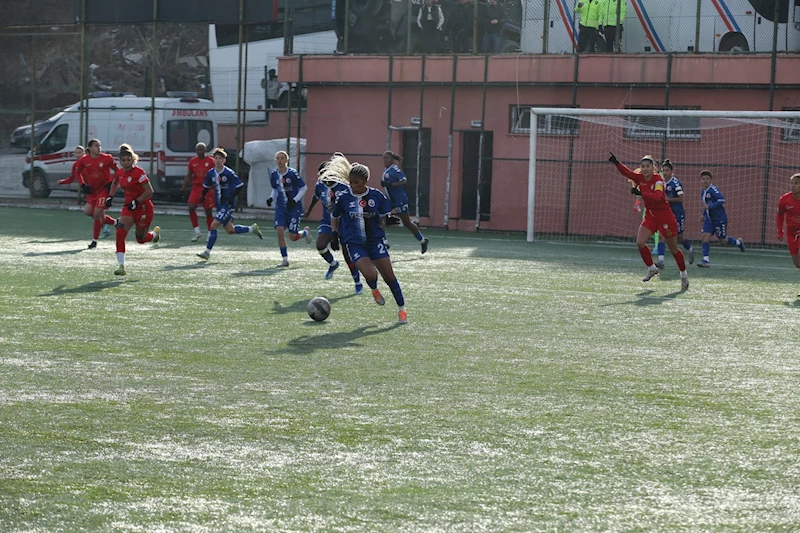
[29,35,36,201]
[527,108,537,242]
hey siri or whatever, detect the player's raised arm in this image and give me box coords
[608,152,643,183]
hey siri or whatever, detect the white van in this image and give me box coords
[22,94,217,198]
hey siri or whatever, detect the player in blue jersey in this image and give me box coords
[331,160,408,324]
[697,169,745,267]
[303,161,364,293]
[654,159,695,268]
[381,151,429,254]
[267,150,311,267]
[195,148,263,260]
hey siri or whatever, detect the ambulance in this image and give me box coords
[521,0,800,54]
[22,93,217,198]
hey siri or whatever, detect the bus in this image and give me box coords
[209,1,336,124]
[520,0,800,53]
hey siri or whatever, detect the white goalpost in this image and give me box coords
[527,108,800,245]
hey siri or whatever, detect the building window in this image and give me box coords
[624,107,701,140]
[781,108,800,142]
[510,106,579,136]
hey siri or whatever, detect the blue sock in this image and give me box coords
[322,251,335,264]
[657,242,666,257]
[387,279,405,307]
[726,236,738,246]
[366,277,378,290]
[207,229,218,250]
[683,238,692,250]
[414,232,423,242]
[233,225,249,234]
[702,242,711,258]
[280,246,288,258]
[350,265,360,283]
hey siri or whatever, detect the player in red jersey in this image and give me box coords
[55,144,111,240]
[776,173,800,293]
[73,139,119,248]
[609,152,689,290]
[181,142,216,241]
[105,144,160,276]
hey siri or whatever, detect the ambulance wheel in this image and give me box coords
[31,170,51,198]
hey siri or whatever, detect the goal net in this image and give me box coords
[527,108,800,246]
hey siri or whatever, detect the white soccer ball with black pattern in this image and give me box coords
[307,296,331,322]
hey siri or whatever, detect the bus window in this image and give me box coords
[167,120,214,153]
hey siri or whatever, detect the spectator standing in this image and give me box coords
[481,0,505,53]
[600,0,626,52]
[576,0,601,53]
[417,0,445,53]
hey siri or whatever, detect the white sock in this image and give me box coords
[704,256,710,262]
[649,264,657,271]
[658,255,665,262]
[680,270,688,278]
[193,227,200,234]
[116,252,125,265]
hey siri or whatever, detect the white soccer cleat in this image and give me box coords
[687,248,695,264]
[191,232,202,242]
[277,258,289,268]
[304,226,312,244]
[642,267,659,282]
[697,260,711,268]
[197,250,210,260]
[681,276,689,291]
[152,226,160,243]
[654,260,665,270]
[252,223,263,240]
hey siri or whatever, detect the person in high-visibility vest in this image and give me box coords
[575,0,602,53]
[599,0,626,53]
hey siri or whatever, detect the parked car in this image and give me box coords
[9,112,63,148]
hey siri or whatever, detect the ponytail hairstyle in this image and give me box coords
[349,162,371,181]
[318,152,352,186]
[118,143,139,163]
[661,159,674,170]
[383,150,403,164]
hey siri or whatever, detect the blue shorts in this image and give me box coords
[345,239,390,263]
[673,211,685,235]
[214,205,235,226]
[274,208,301,234]
[702,217,727,239]
[393,203,410,215]
[317,223,334,236]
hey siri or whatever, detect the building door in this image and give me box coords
[461,131,493,221]
[401,128,430,218]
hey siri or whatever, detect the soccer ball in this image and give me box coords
[307,296,331,322]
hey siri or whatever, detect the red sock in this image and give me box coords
[672,249,686,271]
[638,245,654,267]
[139,232,154,244]
[93,219,102,240]
[206,216,213,231]
[104,214,116,225]
[116,226,127,253]
[189,211,199,228]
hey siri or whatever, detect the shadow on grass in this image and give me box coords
[24,248,86,257]
[270,293,360,315]
[599,288,686,307]
[272,323,404,356]
[25,239,79,245]
[232,267,283,278]
[163,263,210,271]
[39,279,135,296]
[782,298,800,308]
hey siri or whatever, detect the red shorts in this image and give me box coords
[642,209,678,239]
[788,233,800,256]
[87,193,108,210]
[122,201,155,228]
[188,187,215,210]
